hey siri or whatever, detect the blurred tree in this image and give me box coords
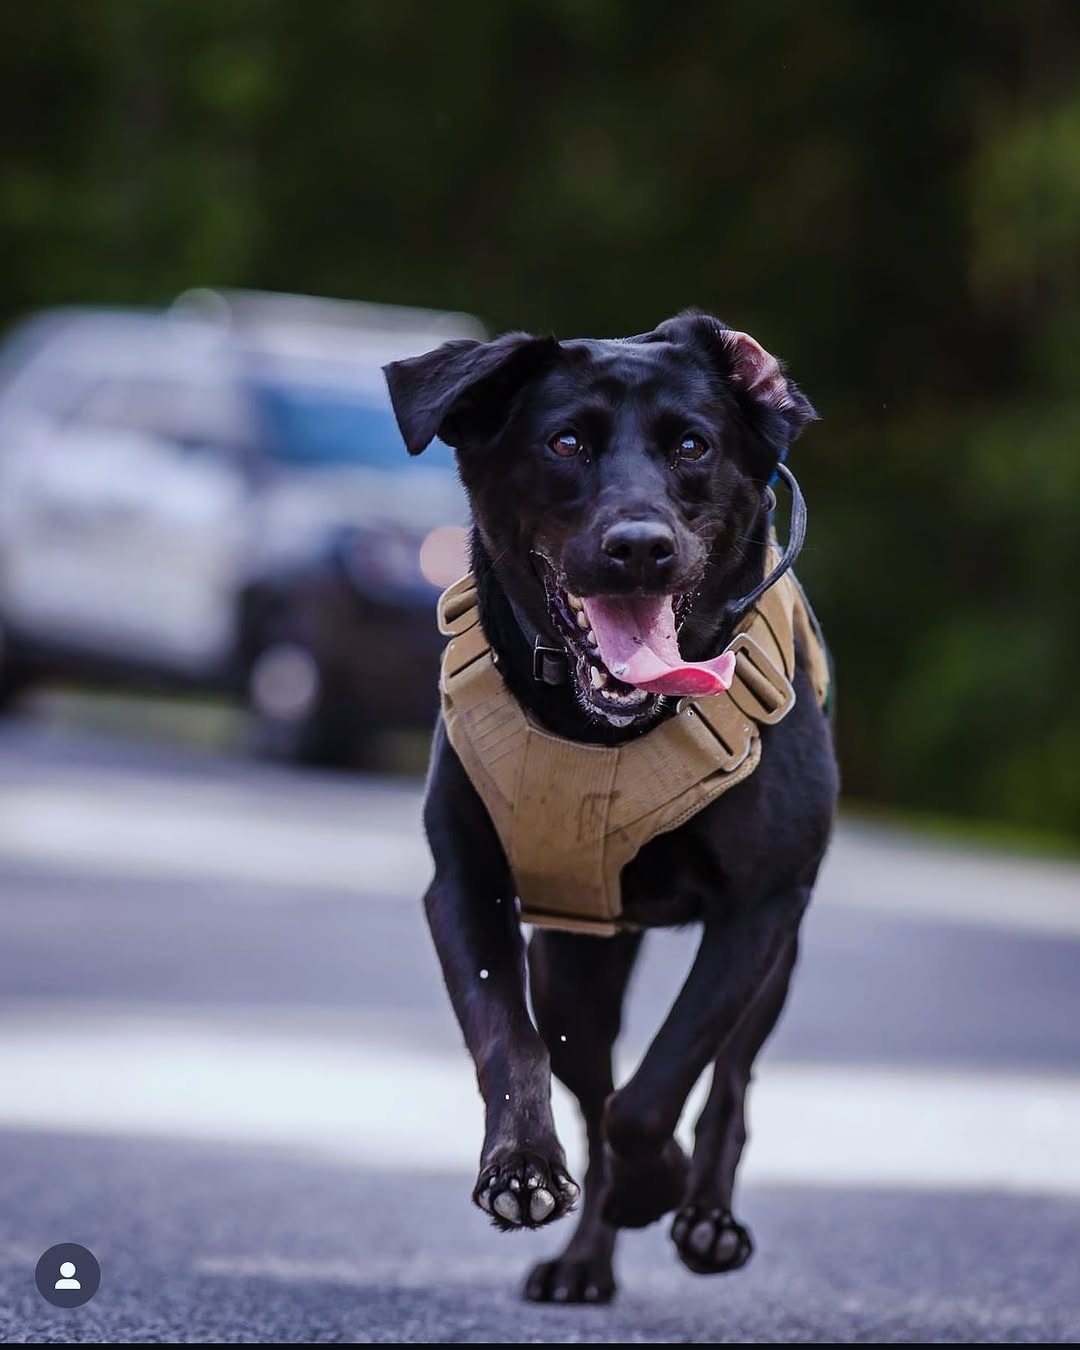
[0,0,1077,835]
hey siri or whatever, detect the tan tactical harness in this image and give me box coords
[438,565,829,936]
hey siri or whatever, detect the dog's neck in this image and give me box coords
[470,517,771,746]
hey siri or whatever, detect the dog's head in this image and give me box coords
[385,312,816,728]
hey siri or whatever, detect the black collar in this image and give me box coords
[505,594,569,685]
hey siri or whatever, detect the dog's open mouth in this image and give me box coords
[541,566,736,726]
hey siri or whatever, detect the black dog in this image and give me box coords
[384,311,838,1303]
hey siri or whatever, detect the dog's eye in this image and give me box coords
[676,434,709,461]
[549,431,582,458]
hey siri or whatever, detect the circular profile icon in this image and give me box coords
[35,1243,100,1308]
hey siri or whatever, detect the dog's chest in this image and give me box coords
[617,817,736,928]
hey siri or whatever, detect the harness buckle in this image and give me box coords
[532,643,568,686]
[726,632,796,724]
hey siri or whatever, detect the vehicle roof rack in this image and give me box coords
[170,288,486,341]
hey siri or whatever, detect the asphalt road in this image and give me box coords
[0,716,1078,1343]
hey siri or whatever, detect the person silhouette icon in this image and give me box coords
[36,1244,99,1306]
[54,1260,80,1290]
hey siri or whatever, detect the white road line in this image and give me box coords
[0,785,431,897]
[818,823,1080,938]
[0,1014,1078,1198]
[3,775,1080,937]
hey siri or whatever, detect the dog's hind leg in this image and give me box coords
[670,934,798,1274]
[523,928,643,1304]
[601,887,807,1227]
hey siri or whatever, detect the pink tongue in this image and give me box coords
[580,594,736,696]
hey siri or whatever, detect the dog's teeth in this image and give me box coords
[590,666,607,689]
[576,610,589,630]
[567,593,583,611]
[586,629,597,646]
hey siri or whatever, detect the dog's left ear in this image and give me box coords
[653,311,818,446]
[384,332,560,455]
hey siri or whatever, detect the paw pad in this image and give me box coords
[671,1206,753,1275]
[474,1152,579,1231]
[524,1256,615,1304]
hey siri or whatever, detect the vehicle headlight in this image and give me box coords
[419,525,470,589]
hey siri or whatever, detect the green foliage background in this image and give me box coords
[2,1,1078,835]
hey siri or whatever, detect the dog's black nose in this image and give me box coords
[601,519,676,582]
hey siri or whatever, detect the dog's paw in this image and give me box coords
[523,1256,615,1304]
[600,1137,689,1229]
[670,1205,754,1274]
[473,1151,579,1231]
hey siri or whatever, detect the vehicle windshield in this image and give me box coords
[253,378,456,470]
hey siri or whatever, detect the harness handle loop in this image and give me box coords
[722,462,806,627]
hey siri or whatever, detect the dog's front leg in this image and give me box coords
[602,885,809,1225]
[424,722,579,1229]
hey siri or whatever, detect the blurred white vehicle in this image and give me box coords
[0,292,478,761]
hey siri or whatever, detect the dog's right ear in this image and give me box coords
[384,332,560,455]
